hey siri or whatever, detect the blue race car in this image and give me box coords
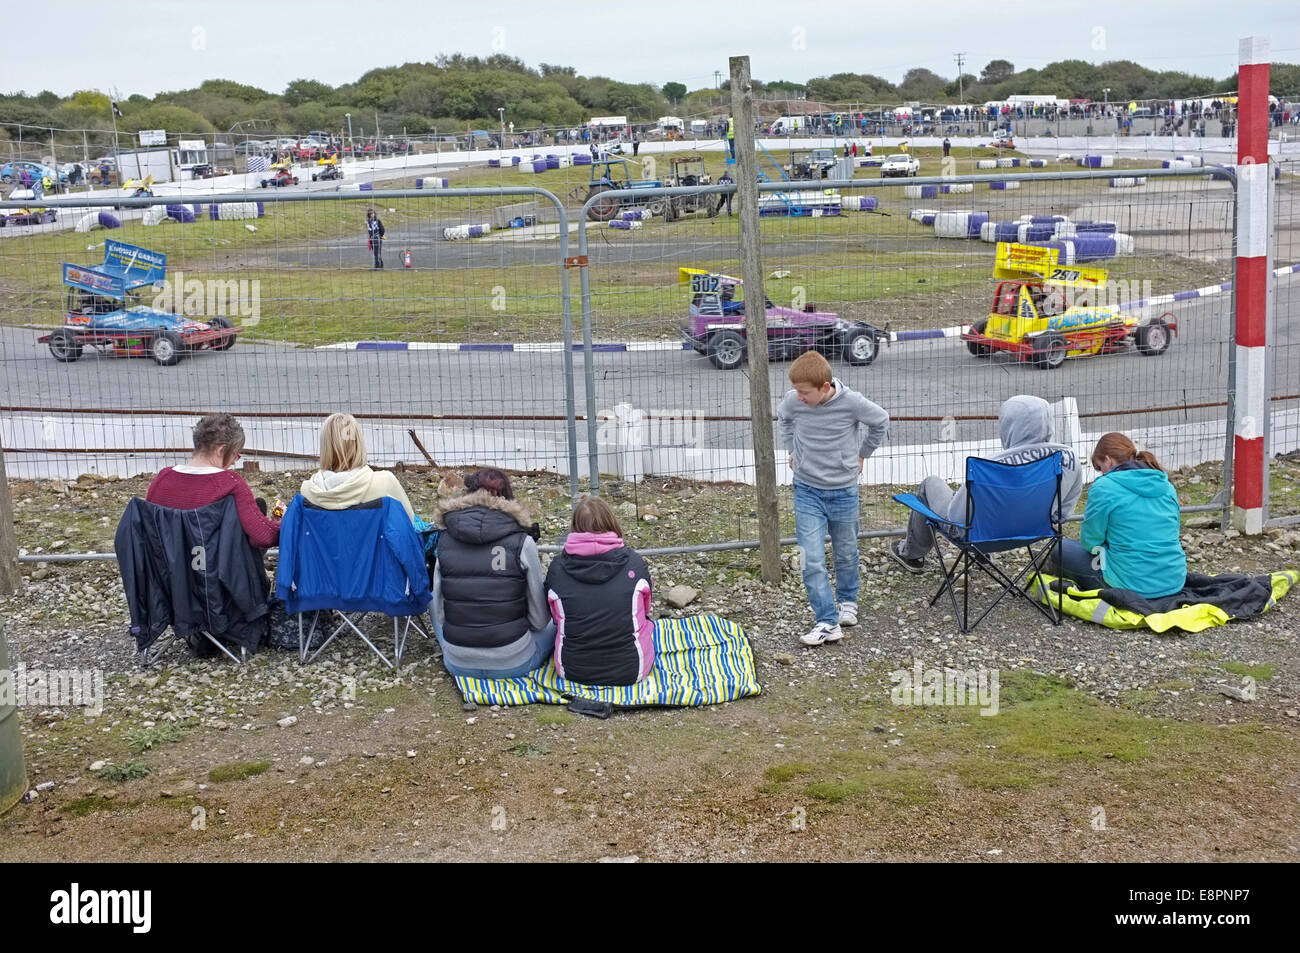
[38,240,241,365]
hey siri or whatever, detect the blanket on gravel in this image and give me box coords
[453,615,761,708]
[1030,570,1297,633]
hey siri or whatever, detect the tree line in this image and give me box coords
[2,54,1297,149]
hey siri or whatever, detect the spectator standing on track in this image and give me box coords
[943,137,951,157]
[365,208,385,269]
[778,351,890,647]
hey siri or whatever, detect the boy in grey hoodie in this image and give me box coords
[777,351,891,646]
[889,394,1082,572]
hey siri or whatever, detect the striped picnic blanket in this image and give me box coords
[454,615,761,708]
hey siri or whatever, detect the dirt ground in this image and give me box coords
[2,468,1298,862]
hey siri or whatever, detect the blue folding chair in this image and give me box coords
[274,496,432,667]
[893,453,1065,632]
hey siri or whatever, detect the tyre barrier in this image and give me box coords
[443,223,492,240]
[416,177,449,189]
[358,182,374,191]
[933,210,988,238]
[545,157,560,170]
[979,220,1022,242]
[840,196,879,211]
[1027,159,1047,168]
[1175,154,1204,167]
[572,154,592,165]
[858,158,883,167]
[609,219,643,230]
[142,205,169,227]
[1077,155,1115,168]
[1109,176,1147,188]
[526,160,548,173]
[618,209,653,221]
[487,157,522,168]
[908,208,940,223]
[940,183,974,194]
[1024,214,1068,224]
[903,184,939,198]
[1030,233,1135,264]
[1016,223,1056,242]
[988,180,1020,190]
[1056,153,1073,162]
[75,210,122,232]
[166,204,197,223]
[207,202,265,220]
[996,157,1014,168]
[975,159,996,169]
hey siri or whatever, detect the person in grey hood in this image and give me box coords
[889,394,1082,572]
[432,468,555,678]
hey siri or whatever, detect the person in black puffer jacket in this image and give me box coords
[433,469,553,678]
[545,497,654,686]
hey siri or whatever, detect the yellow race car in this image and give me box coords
[961,242,1176,369]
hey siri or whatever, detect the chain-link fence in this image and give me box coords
[1,137,1294,557]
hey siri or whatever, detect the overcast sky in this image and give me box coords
[2,0,1297,98]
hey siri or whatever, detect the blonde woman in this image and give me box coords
[300,413,415,520]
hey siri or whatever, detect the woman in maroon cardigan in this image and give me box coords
[146,413,280,547]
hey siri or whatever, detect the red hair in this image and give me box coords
[1092,432,1164,473]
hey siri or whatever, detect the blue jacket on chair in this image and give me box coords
[275,496,431,616]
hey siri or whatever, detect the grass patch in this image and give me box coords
[1221,661,1276,681]
[764,762,812,783]
[62,794,140,818]
[805,767,937,807]
[208,760,272,783]
[506,741,550,758]
[99,761,150,783]
[535,710,573,727]
[953,757,1053,791]
[127,721,192,753]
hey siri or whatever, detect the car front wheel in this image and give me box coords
[708,330,747,370]
[49,329,83,363]
[150,330,185,366]
[1136,319,1172,356]
[842,328,878,366]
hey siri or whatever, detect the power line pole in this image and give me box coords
[954,52,966,102]
[714,70,722,90]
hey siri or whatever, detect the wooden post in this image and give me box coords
[0,443,19,596]
[730,55,783,584]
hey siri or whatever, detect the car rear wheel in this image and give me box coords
[48,329,83,363]
[708,330,747,370]
[208,316,237,351]
[842,328,878,366]
[150,330,185,366]
[1136,319,1172,356]
[1032,332,1068,370]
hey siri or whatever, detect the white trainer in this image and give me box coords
[800,622,844,646]
[838,603,858,627]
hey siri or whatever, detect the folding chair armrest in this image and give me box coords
[893,493,963,529]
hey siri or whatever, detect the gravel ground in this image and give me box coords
[2,469,1297,861]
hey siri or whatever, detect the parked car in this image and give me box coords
[879,154,920,177]
[1,160,67,186]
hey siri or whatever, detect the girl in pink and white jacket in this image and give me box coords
[544,498,654,686]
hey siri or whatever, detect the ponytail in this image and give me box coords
[1134,449,1165,473]
[1092,432,1166,473]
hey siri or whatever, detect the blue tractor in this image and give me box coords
[585,157,664,222]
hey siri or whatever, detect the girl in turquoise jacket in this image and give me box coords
[1051,433,1187,598]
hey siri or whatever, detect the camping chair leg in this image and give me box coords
[200,631,244,665]
[140,631,177,669]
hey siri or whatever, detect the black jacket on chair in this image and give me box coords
[115,496,270,653]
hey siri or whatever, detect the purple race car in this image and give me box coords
[677,269,888,370]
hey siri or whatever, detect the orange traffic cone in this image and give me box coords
[403,249,412,268]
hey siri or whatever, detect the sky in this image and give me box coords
[2,0,1297,98]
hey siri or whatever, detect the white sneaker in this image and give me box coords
[838,603,858,627]
[800,622,843,646]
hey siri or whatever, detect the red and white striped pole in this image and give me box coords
[1233,36,1271,534]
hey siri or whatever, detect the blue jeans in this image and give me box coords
[794,481,861,625]
[1048,538,1107,590]
[436,621,556,679]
